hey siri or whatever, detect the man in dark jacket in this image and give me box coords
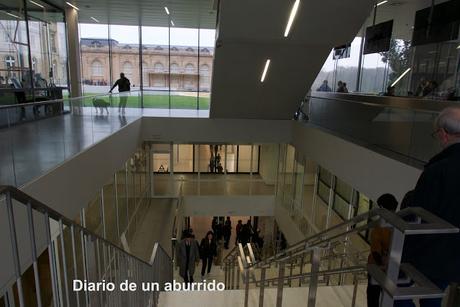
[199,231,217,278]
[399,107,460,307]
[109,73,130,114]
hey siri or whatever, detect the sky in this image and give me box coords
[79,24,216,47]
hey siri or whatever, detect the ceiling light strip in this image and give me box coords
[65,2,79,10]
[29,0,45,8]
[164,7,170,15]
[90,17,100,23]
[4,11,20,19]
[376,0,388,7]
[260,59,271,82]
[170,20,175,26]
[284,0,300,37]
[391,68,411,87]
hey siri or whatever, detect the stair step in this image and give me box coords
[159,285,367,307]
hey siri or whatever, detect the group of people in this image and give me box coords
[176,228,218,283]
[235,219,264,249]
[209,145,224,173]
[316,80,348,93]
[366,106,460,307]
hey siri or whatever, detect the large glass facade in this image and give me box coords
[0,0,69,106]
[79,15,216,110]
[312,0,460,100]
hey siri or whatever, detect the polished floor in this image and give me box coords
[0,107,208,187]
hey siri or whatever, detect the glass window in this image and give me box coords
[237,145,252,172]
[79,24,110,95]
[173,144,194,172]
[170,27,198,109]
[198,28,215,110]
[335,177,352,203]
[141,25,169,108]
[225,145,237,173]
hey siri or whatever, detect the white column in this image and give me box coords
[65,7,82,111]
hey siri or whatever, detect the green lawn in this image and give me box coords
[82,93,209,110]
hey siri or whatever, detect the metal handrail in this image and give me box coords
[308,92,453,113]
[224,207,458,307]
[0,90,141,110]
[0,185,151,266]
[0,184,173,307]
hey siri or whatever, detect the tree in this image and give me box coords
[380,39,411,85]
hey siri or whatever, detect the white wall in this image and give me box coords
[292,122,422,202]
[183,195,275,217]
[141,118,293,144]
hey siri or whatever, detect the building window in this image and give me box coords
[170,63,179,73]
[91,60,104,76]
[185,63,195,73]
[5,55,15,68]
[200,64,210,75]
[122,61,133,77]
[154,62,164,72]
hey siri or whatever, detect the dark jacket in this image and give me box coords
[402,143,460,282]
[199,238,217,259]
[111,77,130,92]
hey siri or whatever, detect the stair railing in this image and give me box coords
[0,185,172,307]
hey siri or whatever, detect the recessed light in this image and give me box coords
[170,20,175,26]
[260,59,271,83]
[90,16,99,23]
[66,2,79,10]
[376,0,388,7]
[3,11,20,18]
[164,6,170,15]
[284,0,300,37]
[457,44,460,49]
[29,0,44,8]
[391,68,411,87]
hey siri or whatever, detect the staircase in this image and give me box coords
[0,185,172,307]
[0,185,458,307]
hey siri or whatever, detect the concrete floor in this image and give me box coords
[0,112,139,187]
[0,107,209,187]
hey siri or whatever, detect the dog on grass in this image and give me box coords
[93,98,110,114]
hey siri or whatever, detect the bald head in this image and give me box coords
[436,107,460,134]
[435,107,460,147]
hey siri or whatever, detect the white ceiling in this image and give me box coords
[209,0,375,119]
[45,0,217,28]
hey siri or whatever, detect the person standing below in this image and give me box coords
[200,231,217,279]
[317,80,332,92]
[223,217,232,249]
[109,72,131,114]
[239,220,253,246]
[367,194,398,307]
[398,107,460,307]
[177,232,200,283]
[235,220,243,246]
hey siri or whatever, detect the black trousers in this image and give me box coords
[201,256,213,276]
[367,282,381,307]
[224,234,231,249]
